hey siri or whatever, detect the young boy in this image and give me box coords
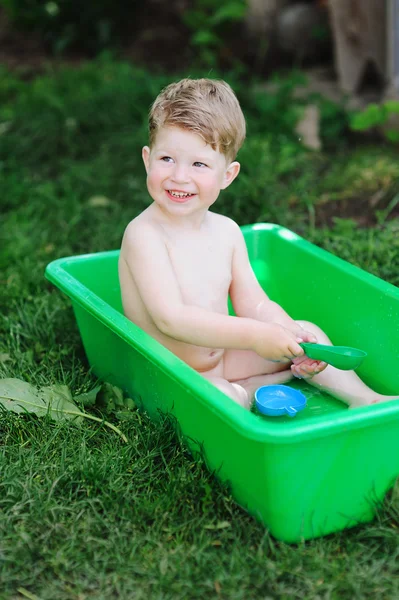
[119,78,398,409]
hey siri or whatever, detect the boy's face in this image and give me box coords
[142,126,240,218]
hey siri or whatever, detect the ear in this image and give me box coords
[221,161,240,190]
[142,146,150,173]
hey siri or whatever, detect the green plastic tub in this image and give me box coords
[45,223,399,543]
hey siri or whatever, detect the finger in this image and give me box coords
[293,360,319,375]
[298,365,315,376]
[314,361,328,373]
[291,364,309,379]
[306,360,321,370]
[287,342,304,357]
[291,366,304,379]
[304,359,325,370]
[291,355,308,366]
[291,361,308,372]
[303,330,317,343]
[301,361,328,377]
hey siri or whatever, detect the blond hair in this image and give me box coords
[148,78,246,162]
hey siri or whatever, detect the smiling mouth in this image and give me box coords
[167,190,195,200]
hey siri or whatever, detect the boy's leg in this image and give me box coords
[202,320,399,410]
[200,359,252,409]
[202,350,294,409]
[202,371,295,410]
[223,348,290,381]
[295,320,399,408]
[201,375,251,409]
[215,321,399,409]
[200,353,292,410]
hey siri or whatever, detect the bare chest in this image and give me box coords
[165,237,232,309]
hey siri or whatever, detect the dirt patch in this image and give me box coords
[315,193,399,227]
[0,5,192,75]
[0,9,46,73]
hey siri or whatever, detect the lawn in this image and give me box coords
[1,57,399,599]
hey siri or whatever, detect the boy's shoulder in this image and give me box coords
[122,209,243,248]
[208,211,242,239]
[208,211,239,230]
[123,206,159,233]
[121,209,161,249]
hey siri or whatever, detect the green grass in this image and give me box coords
[1,414,399,600]
[1,57,399,599]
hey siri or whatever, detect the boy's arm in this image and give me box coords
[121,223,303,361]
[229,223,305,334]
[228,223,328,378]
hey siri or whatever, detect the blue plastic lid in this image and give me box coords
[255,384,307,418]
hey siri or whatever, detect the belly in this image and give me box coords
[146,324,224,372]
[161,335,224,371]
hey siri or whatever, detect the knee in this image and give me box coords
[296,320,323,334]
[296,319,332,344]
[206,376,250,410]
[231,383,251,409]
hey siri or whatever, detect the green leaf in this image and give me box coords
[124,397,136,410]
[210,2,247,26]
[349,104,385,131]
[181,9,207,30]
[96,382,125,411]
[74,384,102,407]
[191,30,220,47]
[40,384,84,421]
[0,378,128,442]
[384,100,399,115]
[0,378,82,422]
[385,129,399,143]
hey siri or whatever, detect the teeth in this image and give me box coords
[169,190,192,198]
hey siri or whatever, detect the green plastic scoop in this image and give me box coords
[300,342,367,370]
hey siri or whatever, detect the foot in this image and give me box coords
[348,394,399,409]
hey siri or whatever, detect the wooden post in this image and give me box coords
[387,0,399,92]
[246,0,291,36]
[328,0,387,93]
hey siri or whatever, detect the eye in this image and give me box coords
[193,161,207,168]
[161,156,173,163]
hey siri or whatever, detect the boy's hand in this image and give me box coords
[291,326,317,344]
[291,356,328,379]
[289,326,328,378]
[253,323,304,362]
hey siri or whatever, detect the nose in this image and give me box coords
[171,163,190,184]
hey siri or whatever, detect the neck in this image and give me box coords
[151,203,209,231]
